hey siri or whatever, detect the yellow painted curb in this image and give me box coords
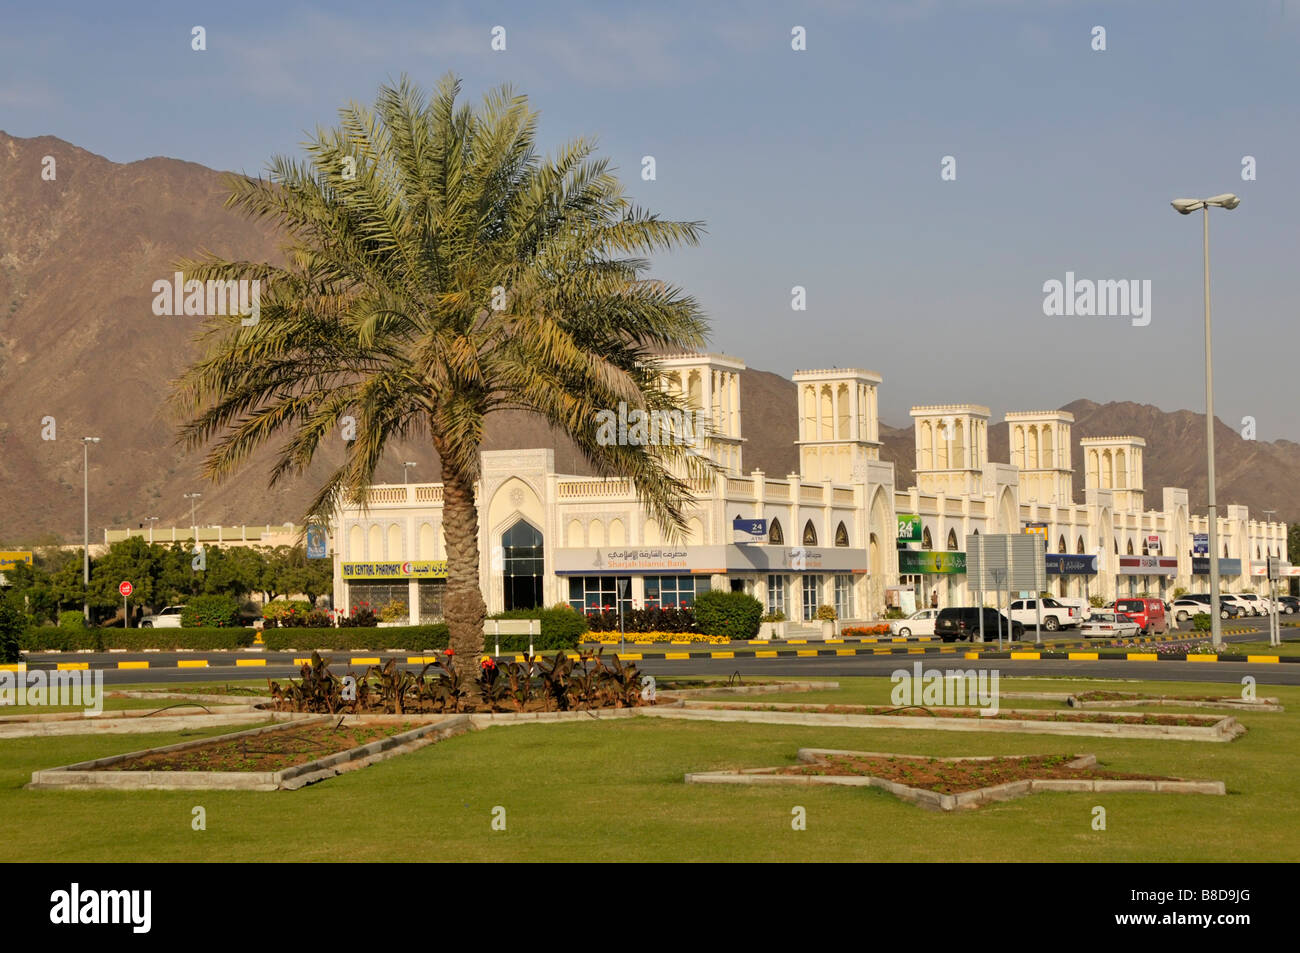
[755,650,777,658]
[1010,652,1041,660]
[0,663,25,672]
[1185,654,1218,663]
[351,657,381,665]
[620,653,643,660]
[1068,652,1099,660]
[117,661,149,669]
[407,656,437,664]
[796,649,818,657]
[891,637,906,643]
[293,658,311,666]
[177,660,208,668]
[56,662,89,671]
[907,647,925,654]
[939,646,956,653]
[826,639,844,644]
[665,652,690,659]
[964,652,980,660]
[712,651,735,659]
[1246,655,1280,664]
[236,659,266,667]
[787,640,807,645]
[836,648,856,656]
[1126,653,1158,661]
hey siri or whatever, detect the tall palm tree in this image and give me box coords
[173,75,713,660]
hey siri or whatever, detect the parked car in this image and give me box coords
[140,605,186,628]
[1110,598,1167,636]
[935,607,1024,643]
[1170,598,1222,625]
[1219,593,1258,617]
[889,608,939,638]
[1006,597,1081,631]
[1180,593,1242,619]
[1278,596,1299,615]
[1081,611,1141,639]
[1234,593,1266,616]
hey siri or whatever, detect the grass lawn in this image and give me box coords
[1,675,1296,862]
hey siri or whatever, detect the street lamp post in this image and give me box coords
[402,461,417,484]
[1172,193,1240,649]
[184,493,202,542]
[145,516,159,544]
[81,437,101,622]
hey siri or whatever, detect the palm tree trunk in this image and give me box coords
[440,458,487,666]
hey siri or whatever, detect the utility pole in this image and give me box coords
[81,437,101,622]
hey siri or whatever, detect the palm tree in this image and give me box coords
[172,75,714,660]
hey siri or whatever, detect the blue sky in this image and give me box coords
[4,0,1298,438]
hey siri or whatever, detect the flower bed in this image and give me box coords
[585,631,731,645]
[841,625,892,637]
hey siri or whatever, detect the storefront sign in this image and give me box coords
[0,551,33,572]
[1192,533,1209,555]
[1191,557,1242,576]
[306,525,328,558]
[896,514,922,543]
[898,550,966,575]
[732,517,768,543]
[1146,534,1161,554]
[553,545,868,576]
[1045,554,1098,575]
[342,560,447,580]
[1118,556,1178,576]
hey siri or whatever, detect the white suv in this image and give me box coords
[1220,594,1258,617]
[141,605,186,628]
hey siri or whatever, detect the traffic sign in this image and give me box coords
[119,580,133,598]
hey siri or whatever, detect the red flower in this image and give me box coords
[480,655,496,670]
[444,648,454,656]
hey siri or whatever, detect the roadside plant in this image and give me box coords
[171,74,713,666]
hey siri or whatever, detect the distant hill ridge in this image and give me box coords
[1,131,1294,543]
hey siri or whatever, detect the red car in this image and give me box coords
[1111,598,1167,636]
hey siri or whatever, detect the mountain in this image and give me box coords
[0,132,1295,544]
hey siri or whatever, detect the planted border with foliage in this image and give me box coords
[261,624,580,653]
[21,627,257,651]
[692,590,763,640]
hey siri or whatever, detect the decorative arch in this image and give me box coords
[947,528,959,551]
[768,518,784,545]
[802,520,818,546]
[1127,538,1135,555]
[834,522,849,547]
[1077,535,1085,554]
[1058,534,1067,553]
[922,526,933,550]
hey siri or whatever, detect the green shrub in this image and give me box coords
[1192,612,1212,632]
[1088,595,1106,608]
[884,607,906,620]
[491,606,589,644]
[262,625,450,652]
[263,600,313,622]
[338,607,378,627]
[21,627,255,651]
[761,610,786,623]
[815,604,836,622]
[0,602,26,663]
[58,610,85,629]
[692,590,763,640]
[182,594,240,628]
[378,601,408,623]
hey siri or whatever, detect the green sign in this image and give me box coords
[898,550,966,574]
[896,514,922,543]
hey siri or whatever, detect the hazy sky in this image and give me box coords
[4,0,1298,438]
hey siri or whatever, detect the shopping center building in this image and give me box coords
[329,353,1289,624]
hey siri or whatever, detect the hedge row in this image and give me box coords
[489,607,589,642]
[260,624,579,652]
[21,627,257,652]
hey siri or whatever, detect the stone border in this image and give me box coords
[658,681,840,698]
[685,748,1226,811]
[27,715,471,791]
[649,700,1245,742]
[1065,694,1282,712]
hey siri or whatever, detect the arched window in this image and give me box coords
[1077,536,1085,554]
[834,522,849,547]
[947,529,958,551]
[501,520,544,611]
[802,520,818,546]
[1127,539,1135,555]
[922,526,933,550]
[768,518,784,545]
[1058,535,1067,554]
[1114,537,1119,554]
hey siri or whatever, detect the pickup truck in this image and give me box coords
[140,605,186,628]
[1006,598,1080,632]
